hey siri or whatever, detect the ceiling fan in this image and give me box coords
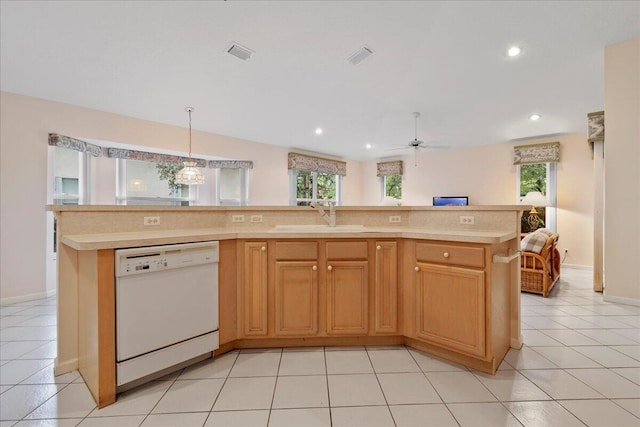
[388,112,448,166]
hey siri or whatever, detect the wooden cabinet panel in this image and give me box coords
[275,261,318,335]
[326,241,368,260]
[243,242,268,336]
[416,243,484,268]
[415,263,485,357]
[374,241,398,334]
[326,261,369,335]
[274,242,318,260]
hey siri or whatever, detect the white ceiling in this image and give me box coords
[1,1,638,161]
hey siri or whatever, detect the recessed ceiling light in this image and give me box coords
[529,114,541,121]
[507,46,521,57]
[365,143,372,149]
[315,128,323,135]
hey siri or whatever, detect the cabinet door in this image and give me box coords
[243,242,268,336]
[415,262,485,357]
[326,261,369,335]
[374,241,398,334]
[274,261,318,336]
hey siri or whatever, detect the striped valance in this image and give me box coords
[107,148,207,168]
[48,134,103,157]
[513,142,560,165]
[208,160,253,169]
[288,152,347,176]
[377,160,403,177]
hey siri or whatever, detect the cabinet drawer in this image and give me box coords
[274,242,318,260]
[415,243,484,268]
[326,241,368,260]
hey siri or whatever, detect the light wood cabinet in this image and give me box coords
[326,260,369,335]
[274,261,318,335]
[242,242,268,336]
[326,241,369,335]
[374,241,398,334]
[415,262,485,357]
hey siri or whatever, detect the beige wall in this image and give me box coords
[0,92,362,302]
[604,38,640,303]
[359,134,595,267]
[0,89,599,302]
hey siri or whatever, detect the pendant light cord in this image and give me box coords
[186,106,193,159]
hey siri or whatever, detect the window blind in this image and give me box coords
[208,160,253,169]
[376,160,403,177]
[513,142,560,165]
[107,148,207,168]
[48,133,103,157]
[288,152,346,176]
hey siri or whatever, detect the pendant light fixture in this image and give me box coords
[175,107,205,185]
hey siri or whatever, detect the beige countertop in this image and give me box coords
[49,204,527,212]
[61,226,517,250]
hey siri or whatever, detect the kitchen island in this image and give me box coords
[50,205,525,407]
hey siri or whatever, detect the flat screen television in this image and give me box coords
[433,196,469,206]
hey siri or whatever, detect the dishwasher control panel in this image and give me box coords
[116,241,219,277]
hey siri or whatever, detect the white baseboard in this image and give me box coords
[604,294,640,307]
[54,357,78,376]
[1,289,57,306]
[561,264,593,271]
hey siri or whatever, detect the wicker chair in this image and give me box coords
[521,233,560,297]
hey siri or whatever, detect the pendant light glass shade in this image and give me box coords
[175,161,205,185]
[175,107,204,185]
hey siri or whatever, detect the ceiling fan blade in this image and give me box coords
[385,146,412,151]
[423,144,450,150]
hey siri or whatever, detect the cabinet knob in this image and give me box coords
[261,246,266,252]
[414,266,420,272]
[312,265,317,271]
[443,252,450,258]
[328,265,333,271]
[376,245,382,250]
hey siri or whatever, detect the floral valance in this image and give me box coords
[208,160,253,169]
[513,142,560,165]
[48,133,103,157]
[376,160,403,177]
[288,152,347,176]
[107,148,207,168]
[588,111,604,143]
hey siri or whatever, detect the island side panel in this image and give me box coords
[217,239,238,353]
[97,249,116,407]
[77,249,116,407]
[56,242,79,375]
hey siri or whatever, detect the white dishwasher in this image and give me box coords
[115,241,219,387]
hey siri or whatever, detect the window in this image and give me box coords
[381,174,402,201]
[52,146,89,205]
[216,168,249,206]
[517,162,557,232]
[290,170,341,206]
[116,159,196,206]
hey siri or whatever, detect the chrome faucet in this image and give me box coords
[310,201,336,227]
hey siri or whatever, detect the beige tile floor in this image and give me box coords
[0,268,639,426]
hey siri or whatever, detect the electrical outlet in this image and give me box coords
[231,215,245,223]
[459,215,475,225]
[143,216,160,226]
[388,215,401,223]
[250,215,263,223]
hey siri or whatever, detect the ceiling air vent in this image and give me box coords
[227,42,254,61]
[347,46,374,65]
